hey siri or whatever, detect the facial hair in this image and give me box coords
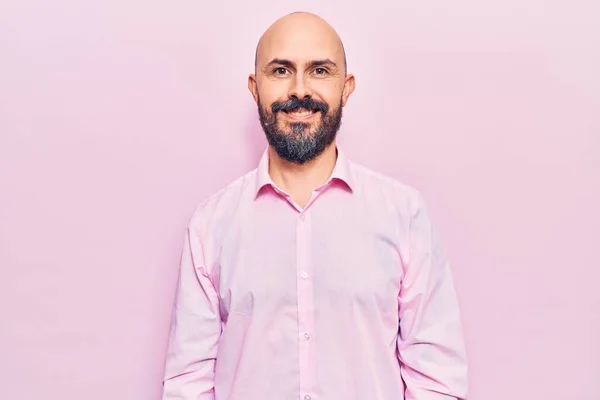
[257,95,343,165]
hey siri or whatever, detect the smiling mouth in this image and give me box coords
[283,108,319,117]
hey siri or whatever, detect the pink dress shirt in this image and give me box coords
[162,147,468,400]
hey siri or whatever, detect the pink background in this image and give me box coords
[1,1,599,399]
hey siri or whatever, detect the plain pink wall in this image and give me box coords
[1,1,598,399]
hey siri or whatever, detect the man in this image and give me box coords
[162,11,468,400]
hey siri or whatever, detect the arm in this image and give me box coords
[397,195,468,400]
[162,225,222,400]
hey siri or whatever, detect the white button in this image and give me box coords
[304,395,311,400]
[300,271,308,279]
[300,214,306,220]
[304,333,311,341]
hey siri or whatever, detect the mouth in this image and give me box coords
[282,108,319,120]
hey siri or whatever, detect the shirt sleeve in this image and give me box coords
[162,225,222,400]
[397,195,469,400]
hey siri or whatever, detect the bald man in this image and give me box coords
[162,12,468,400]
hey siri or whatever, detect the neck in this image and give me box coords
[268,143,338,195]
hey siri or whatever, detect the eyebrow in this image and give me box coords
[264,58,339,71]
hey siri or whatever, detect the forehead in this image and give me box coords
[258,25,344,67]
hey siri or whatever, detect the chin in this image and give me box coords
[284,120,312,127]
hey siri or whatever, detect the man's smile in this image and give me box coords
[281,108,319,121]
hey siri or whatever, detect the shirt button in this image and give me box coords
[304,333,311,341]
[304,395,311,400]
[300,271,308,279]
[300,214,306,220]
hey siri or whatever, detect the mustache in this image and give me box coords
[271,97,329,114]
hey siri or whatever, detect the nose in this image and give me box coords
[288,73,312,100]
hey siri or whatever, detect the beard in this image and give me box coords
[257,95,343,165]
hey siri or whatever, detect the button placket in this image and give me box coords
[296,211,316,398]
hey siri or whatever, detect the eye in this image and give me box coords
[314,67,328,75]
[274,67,288,75]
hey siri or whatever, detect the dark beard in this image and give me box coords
[257,96,343,164]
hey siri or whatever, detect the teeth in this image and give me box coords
[289,109,312,116]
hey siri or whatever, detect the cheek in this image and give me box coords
[314,83,344,106]
[259,81,289,102]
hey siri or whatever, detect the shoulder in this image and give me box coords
[348,158,427,215]
[187,168,257,238]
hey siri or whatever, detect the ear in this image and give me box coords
[341,73,355,107]
[248,74,259,104]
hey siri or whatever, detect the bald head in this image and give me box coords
[254,12,347,75]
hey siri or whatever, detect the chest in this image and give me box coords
[212,196,404,319]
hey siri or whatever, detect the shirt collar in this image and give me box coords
[254,145,355,198]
